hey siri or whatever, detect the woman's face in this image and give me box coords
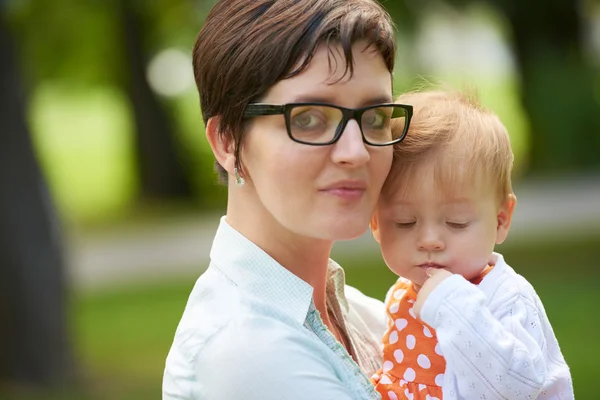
[240,41,394,241]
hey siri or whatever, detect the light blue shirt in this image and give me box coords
[163,217,386,400]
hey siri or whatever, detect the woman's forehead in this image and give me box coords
[262,42,392,106]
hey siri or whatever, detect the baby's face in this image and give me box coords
[372,166,512,289]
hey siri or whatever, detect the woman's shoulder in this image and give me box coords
[174,265,241,337]
[164,301,340,400]
[169,264,312,361]
[165,294,332,397]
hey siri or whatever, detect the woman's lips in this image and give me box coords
[320,180,367,200]
[322,188,365,200]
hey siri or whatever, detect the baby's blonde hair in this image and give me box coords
[386,89,514,204]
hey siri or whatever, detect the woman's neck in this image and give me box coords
[226,191,333,318]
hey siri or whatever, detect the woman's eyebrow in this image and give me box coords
[289,94,393,106]
[362,96,394,106]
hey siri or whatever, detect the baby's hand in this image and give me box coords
[414,268,454,319]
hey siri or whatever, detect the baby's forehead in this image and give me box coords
[386,156,498,193]
[382,190,479,208]
[381,172,494,206]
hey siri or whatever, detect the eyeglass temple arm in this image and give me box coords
[243,104,285,117]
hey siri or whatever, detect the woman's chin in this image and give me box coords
[327,222,369,241]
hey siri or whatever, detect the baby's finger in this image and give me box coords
[425,267,452,278]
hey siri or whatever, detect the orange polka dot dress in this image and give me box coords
[372,267,493,400]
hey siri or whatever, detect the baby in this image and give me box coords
[370,90,574,400]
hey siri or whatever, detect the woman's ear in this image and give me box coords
[206,116,236,175]
[496,193,517,245]
[370,212,381,243]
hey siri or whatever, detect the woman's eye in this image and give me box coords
[363,110,388,129]
[447,222,469,229]
[395,222,415,229]
[292,112,324,129]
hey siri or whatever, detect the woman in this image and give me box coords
[163,1,412,399]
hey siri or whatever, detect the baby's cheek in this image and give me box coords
[447,255,490,279]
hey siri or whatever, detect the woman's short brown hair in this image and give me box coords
[193,0,396,183]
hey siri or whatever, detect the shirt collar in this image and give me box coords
[209,216,315,324]
[326,259,350,314]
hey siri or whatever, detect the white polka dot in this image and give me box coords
[407,299,415,303]
[389,302,400,314]
[380,374,392,385]
[394,349,404,363]
[435,343,443,355]
[404,389,414,400]
[426,396,440,400]
[383,360,394,372]
[408,307,416,319]
[395,318,408,331]
[423,325,433,337]
[435,373,445,386]
[388,391,398,400]
[403,367,416,382]
[393,289,406,299]
[406,334,416,350]
[417,354,431,369]
[418,384,426,391]
[389,330,398,344]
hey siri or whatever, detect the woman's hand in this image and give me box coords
[414,268,454,319]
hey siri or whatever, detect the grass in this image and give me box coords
[5,234,597,399]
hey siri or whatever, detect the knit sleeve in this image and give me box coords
[420,274,572,400]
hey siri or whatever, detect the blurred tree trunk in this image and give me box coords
[491,0,600,175]
[118,1,194,201]
[0,18,75,387]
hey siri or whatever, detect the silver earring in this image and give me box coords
[234,167,245,186]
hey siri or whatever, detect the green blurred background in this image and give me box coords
[1,0,599,399]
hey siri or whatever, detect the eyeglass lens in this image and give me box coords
[287,105,407,145]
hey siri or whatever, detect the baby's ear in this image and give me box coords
[496,194,517,245]
[370,213,381,243]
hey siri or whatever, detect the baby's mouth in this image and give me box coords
[418,262,445,269]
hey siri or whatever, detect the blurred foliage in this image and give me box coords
[3,0,599,225]
[5,0,227,225]
[6,0,205,86]
[384,0,600,175]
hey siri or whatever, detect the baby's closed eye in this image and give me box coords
[446,221,470,229]
[395,221,416,229]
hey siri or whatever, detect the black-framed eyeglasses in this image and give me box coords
[243,102,413,146]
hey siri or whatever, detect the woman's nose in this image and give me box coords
[330,119,370,166]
